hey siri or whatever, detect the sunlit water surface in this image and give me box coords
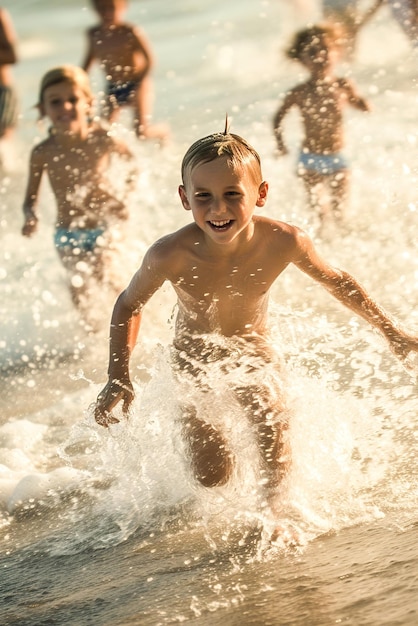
[0,1,417,624]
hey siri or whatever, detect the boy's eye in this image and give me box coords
[194,192,210,199]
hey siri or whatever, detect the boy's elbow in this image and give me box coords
[114,290,139,318]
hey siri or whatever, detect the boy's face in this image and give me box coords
[179,155,267,246]
[301,36,336,71]
[41,81,91,133]
[93,0,126,25]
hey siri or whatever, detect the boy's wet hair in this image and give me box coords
[286,23,340,62]
[37,65,94,109]
[181,127,263,185]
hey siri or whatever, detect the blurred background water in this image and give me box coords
[0,1,418,624]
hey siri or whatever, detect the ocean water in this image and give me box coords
[1,1,418,624]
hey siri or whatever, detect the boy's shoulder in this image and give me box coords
[253,216,308,250]
[152,223,201,250]
[88,21,137,36]
[32,134,54,154]
[283,81,313,102]
[88,120,113,140]
[254,215,298,234]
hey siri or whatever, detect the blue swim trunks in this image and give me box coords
[298,151,348,175]
[107,81,139,105]
[54,227,106,253]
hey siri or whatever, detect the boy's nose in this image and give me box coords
[212,198,228,215]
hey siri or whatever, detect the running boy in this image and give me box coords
[94,128,418,530]
[21,65,137,318]
[82,0,168,141]
[272,24,370,230]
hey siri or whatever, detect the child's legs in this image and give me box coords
[300,170,328,220]
[329,169,349,221]
[56,246,106,308]
[300,168,349,224]
[235,383,290,501]
[100,92,118,124]
[182,405,234,488]
[132,75,153,136]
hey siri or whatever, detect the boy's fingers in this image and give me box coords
[94,383,134,426]
[122,388,134,414]
[94,406,120,428]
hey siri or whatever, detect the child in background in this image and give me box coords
[357,0,418,47]
[82,0,169,141]
[21,65,137,322]
[94,128,418,540]
[0,7,18,165]
[272,24,370,233]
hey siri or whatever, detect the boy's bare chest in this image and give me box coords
[44,143,105,182]
[173,256,282,303]
[302,83,344,115]
[93,29,135,54]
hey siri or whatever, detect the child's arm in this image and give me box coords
[81,29,96,73]
[341,78,371,112]
[21,148,45,237]
[0,8,18,65]
[355,0,385,31]
[291,228,418,359]
[272,92,296,155]
[95,244,167,427]
[131,26,154,75]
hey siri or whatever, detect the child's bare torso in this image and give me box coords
[292,77,349,153]
[87,23,149,83]
[149,218,298,350]
[35,127,122,229]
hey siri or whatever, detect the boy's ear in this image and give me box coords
[178,185,191,211]
[256,181,268,207]
[36,103,45,120]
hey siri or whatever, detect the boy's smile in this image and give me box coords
[179,155,268,248]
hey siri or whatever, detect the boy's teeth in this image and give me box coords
[211,220,230,226]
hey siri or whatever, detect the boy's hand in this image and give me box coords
[22,217,38,237]
[274,143,288,158]
[387,330,418,361]
[94,379,134,428]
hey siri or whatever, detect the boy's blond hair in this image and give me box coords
[37,65,94,110]
[181,131,263,186]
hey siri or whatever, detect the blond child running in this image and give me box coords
[272,24,370,231]
[82,0,168,141]
[94,128,418,540]
[21,65,137,320]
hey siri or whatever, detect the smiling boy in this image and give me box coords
[21,65,136,315]
[95,129,418,530]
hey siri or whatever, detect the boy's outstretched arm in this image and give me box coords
[292,228,418,359]
[81,29,96,73]
[94,245,167,427]
[0,8,18,65]
[21,148,44,237]
[355,0,384,31]
[94,293,141,427]
[342,78,371,112]
[272,92,296,155]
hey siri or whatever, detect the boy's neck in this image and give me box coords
[50,125,90,143]
[198,220,256,260]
